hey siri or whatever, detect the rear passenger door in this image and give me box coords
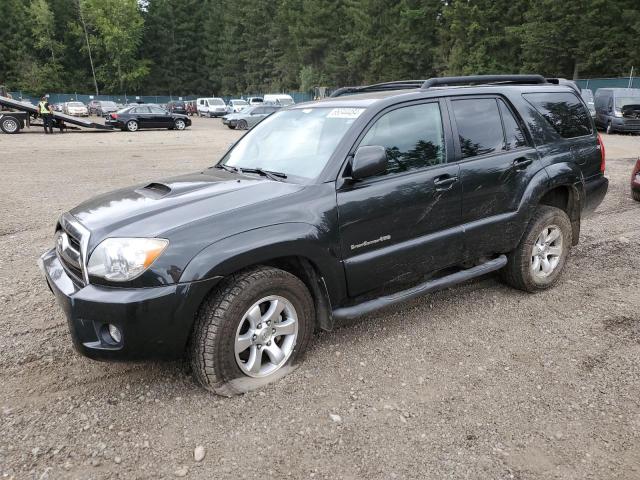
[133,106,153,128]
[448,96,542,256]
[337,100,464,297]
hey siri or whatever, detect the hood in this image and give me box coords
[69,169,304,248]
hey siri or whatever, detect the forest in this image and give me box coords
[1,0,639,97]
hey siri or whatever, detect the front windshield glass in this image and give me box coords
[220,107,364,179]
[615,96,640,108]
[102,101,117,107]
[209,98,225,105]
[68,102,84,107]
[234,100,248,105]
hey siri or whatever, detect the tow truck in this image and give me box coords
[0,87,113,134]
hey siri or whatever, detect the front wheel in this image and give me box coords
[501,206,572,292]
[189,267,314,396]
[606,121,614,134]
[236,119,248,130]
[126,120,139,132]
[1,116,21,134]
[174,119,186,130]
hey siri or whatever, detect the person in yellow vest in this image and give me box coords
[38,96,54,134]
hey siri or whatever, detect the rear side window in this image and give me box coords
[451,98,504,158]
[360,102,445,176]
[498,100,527,150]
[523,92,592,138]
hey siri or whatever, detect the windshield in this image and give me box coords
[101,101,117,107]
[233,100,248,105]
[615,96,640,108]
[220,107,364,179]
[68,102,84,107]
[208,98,225,105]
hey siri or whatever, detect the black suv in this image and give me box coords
[40,75,608,395]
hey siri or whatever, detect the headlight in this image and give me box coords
[614,110,623,118]
[87,238,168,281]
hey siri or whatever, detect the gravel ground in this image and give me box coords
[1,119,639,480]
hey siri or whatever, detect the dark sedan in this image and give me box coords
[167,101,187,115]
[106,105,191,132]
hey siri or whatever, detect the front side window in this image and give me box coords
[452,98,504,158]
[524,92,592,138]
[360,102,445,176]
[221,107,361,180]
[149,106,166,114]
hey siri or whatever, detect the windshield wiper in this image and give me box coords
[215,163,238,173]
[239,167,288,181]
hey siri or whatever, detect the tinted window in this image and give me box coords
[452,98,504,158]
[149,106,166,114]
[524,92,592,138]
[134,107,150,114]
[360,102,445,176]
[499,100,527,150]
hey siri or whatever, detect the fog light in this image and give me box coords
[108,324,122,344]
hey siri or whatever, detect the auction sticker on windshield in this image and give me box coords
[327,108,365,119]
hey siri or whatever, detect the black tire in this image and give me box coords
[500,206,572,292]
[125,120,139,132]
[0,116,21,134]
[189,266,314,396]
[632,190,640,202]
[606,121,614,134]
[174,119,186,130]
[236,119,248,130]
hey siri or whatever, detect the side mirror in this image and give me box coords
[351,145,387,180]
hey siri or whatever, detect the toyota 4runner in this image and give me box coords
[40,75,608,395]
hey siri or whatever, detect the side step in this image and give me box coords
[332,255,507,321]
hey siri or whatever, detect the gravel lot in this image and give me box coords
[1,118,639,480]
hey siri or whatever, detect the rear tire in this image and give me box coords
[1,116,21,134]
[189,266,314,396]
[632,190,640,202]
[126,120,139,132]
[501,206,572,292]
[236,120,248,130]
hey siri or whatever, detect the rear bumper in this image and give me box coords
[39,248,222,361]
[583,174,608,216]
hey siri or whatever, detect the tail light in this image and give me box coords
[597,133,606,173]
[110,113,118,120]
[633,158,640,181]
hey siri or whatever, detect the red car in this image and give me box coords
[632,158,640,202]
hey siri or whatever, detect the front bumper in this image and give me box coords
[611,118,640,132]
[39,248,222,361]
[583,174,609,216]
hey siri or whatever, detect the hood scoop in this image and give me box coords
[137,182,172,198]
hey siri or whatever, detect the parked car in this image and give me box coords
[63,101,89,117]
[88,100,118,116]
[53,103,64,112]
[196,97,227,117]
[222,105,281,129]
[247,97,264,106]
[105,105,191,132]
[227,99,249,113]
[632,158,640,201]
[581,89,596,117]
[594,88,640,134]
[263,94,294,106]
[39,75,607,396]
[167,101,187,115]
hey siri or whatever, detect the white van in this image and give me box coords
[196,97,228,117]
[263,94,295,106]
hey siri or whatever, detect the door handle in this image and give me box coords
[434,175,458,190]
[512,157,533,170]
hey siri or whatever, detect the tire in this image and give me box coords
[606,121,614,134]
[236,120,248,130]
[174,119,186,130]
[126,120,139,132]
[1,116,21,134]
[632,190,640,202]
[500,206,572,292]
[189,266,314,396]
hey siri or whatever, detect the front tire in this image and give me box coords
[174,119,186,130]
[1,117,21,134]
[606,121,614,134]
[189,266,314,396]
[236,119,248,130]
[501,206,572,292]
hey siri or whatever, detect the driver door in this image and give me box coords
[336,100,464,297]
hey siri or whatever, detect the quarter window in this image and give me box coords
[360,102,445,176]
[498,100,527,149]
[451,98,504,158]
[523,92,592,138]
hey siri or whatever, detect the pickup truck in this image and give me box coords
[39,75,608,395]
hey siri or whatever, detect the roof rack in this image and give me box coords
[421,74,547,89]
[329,80,426,98]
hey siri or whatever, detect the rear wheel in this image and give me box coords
[236,119,248,130]
[632,190,640,202]
[126,120,139,132]
[1,116,20,134]
[189,266,314,396]
[501,206,572,292]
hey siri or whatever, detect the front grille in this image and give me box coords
[55,214,89,285]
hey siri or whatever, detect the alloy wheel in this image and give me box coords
[530,224,563,278]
